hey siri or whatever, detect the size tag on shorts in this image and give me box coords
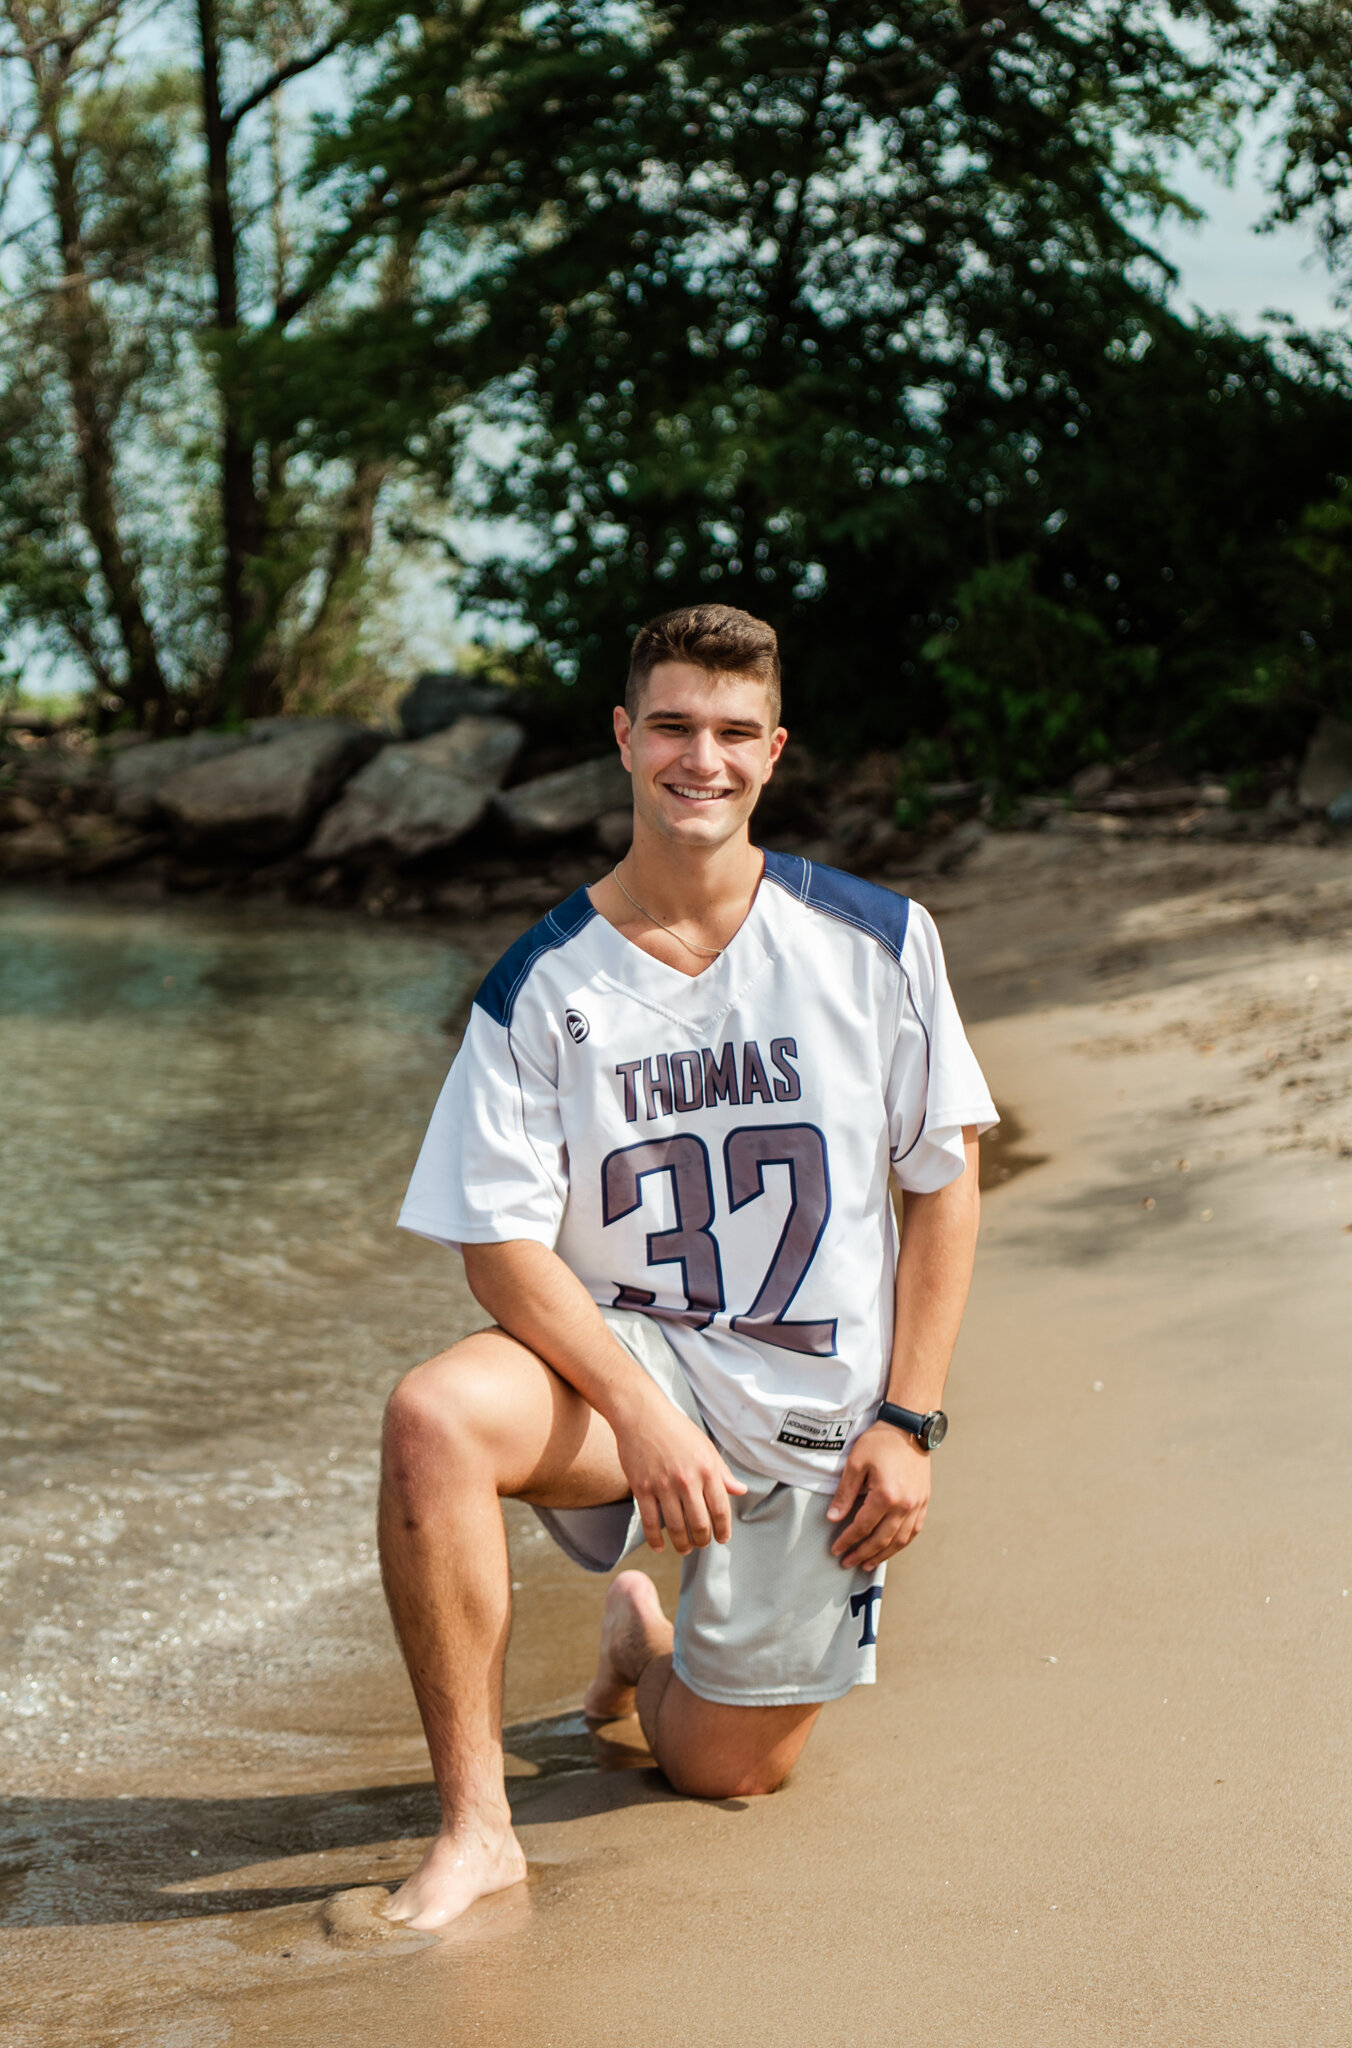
[776,1409,853,1451]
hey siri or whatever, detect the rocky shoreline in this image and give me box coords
[3,678,1350,920]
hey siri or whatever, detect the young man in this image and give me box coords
[381,604,996,1931]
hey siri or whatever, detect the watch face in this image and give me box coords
[924,1411,948,1449]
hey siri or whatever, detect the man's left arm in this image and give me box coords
[827,1127,981,1570]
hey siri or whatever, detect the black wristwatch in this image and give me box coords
[876,1401,948,1450]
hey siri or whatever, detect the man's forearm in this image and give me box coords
[461,1238,661,1427]
[461,1238,746,1551]
[886,1130,981,1412]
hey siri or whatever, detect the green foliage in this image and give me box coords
[1243,0,1352,286]
[1282,489,1352,720]
[4,0,1352,778]
[1240,485,1352,723]
[425,0,1224,743]
[922,558,1156,791]
[0,0,513,727]
[344,0,1350,773]
[892,739,955,829]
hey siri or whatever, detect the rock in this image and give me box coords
[166,860,232,894]
[432,715,525,785]
[595,807,633,856]
[158,720,380,858]
[0,819,67,871]
[0,709,68,736]
[0,794,44,829]
[69,829,166,876]
[1010,798,1061,825]
[243,715,309,740]
[854,818,911,871]
[828,801,882,853]
[1094,786,1216,814]
[934,819,991,872]
[68,814,134,854]
[1070,762,1114,800]
[1328,787,1352,828]
[399,672,512,740]
[1044,809,1128,836]
[432,878,489,918]
[13,747,104,797]
[1297,714,1352,811]
[925,778,986,807]
[307,717,524,865]
[489,875,564,914]
[494,755,631,839]
[112,732,254,826]
[1183,809,1245,839]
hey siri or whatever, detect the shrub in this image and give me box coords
[923,558,1157,792]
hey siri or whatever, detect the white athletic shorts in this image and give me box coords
[531,1308,886,1708]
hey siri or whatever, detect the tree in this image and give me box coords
[0,0,518,727]
[6,0,1352,771]
[405,0,1238,739]
[328,0,1352,773]
[1203,0,1352,742]
[1249,0,1352,292]
[0,1,189,724]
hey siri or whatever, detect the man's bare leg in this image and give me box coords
[380,1338,823,1930]
[585,1571,821,1798]
[378,1329,632,1930]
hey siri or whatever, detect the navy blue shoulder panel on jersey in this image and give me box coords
[761,848,910,963]
[472,886,597,1027]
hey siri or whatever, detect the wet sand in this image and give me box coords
[4,834,1352,2045]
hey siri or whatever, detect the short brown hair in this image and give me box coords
[625,604,781,724]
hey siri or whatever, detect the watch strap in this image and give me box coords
[876,1400,946,1448]
[877,1400,930,1438]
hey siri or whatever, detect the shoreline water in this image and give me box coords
[3,833,1351,2044]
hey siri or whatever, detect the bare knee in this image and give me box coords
[382,1344,502,1488]
[652,1690,819,1801]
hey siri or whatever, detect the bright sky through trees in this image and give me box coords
[1160,147,1338,330]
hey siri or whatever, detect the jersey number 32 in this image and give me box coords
[600,1125,836,1356]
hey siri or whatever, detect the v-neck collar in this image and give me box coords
[581,866,780,1032]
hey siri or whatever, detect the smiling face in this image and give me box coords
[614,661,787,852]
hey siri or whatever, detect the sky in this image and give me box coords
[1156,144,1342,332]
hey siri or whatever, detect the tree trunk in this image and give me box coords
[14,3,173,730]
[197,0,279,721]
[285,456,389,701]
[280,237,411,704]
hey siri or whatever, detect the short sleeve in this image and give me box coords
[888,902,998,1194]
[397,1002,567,1250]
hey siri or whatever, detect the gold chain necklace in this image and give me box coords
[611,864,725,958]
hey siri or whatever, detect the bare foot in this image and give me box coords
[382,1821,527,1932]
[583,1570,673,1721]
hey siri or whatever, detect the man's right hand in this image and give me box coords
[459,1239,747,1551]
[610,1387,747,1553]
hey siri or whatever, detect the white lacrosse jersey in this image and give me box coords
[400,852,997,1490]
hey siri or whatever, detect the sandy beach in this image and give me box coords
[4,829,1351,2046]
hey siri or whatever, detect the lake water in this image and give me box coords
[0,892,485,1785]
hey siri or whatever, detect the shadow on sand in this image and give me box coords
[0,1712,696,1930]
